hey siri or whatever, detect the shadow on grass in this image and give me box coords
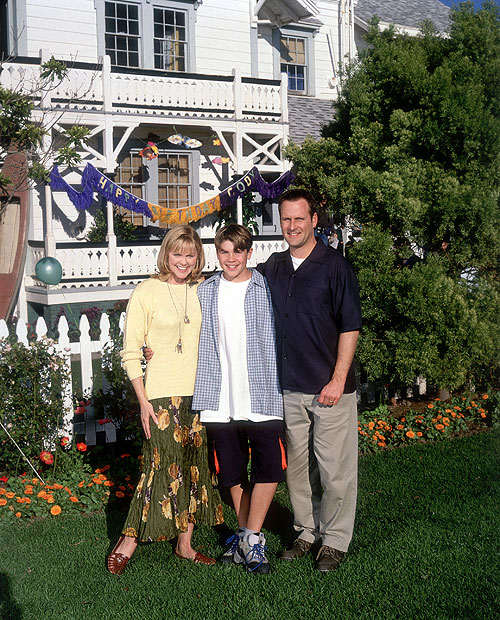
[0,572,23,620]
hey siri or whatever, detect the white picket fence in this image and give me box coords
[0,312,126,446]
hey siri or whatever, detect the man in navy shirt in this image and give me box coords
[258,188,362,572]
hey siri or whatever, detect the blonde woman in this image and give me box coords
[107,225,223,574]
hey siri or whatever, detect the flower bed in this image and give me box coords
[357,393,499,453]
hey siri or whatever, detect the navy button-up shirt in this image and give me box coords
[258,241,362,395]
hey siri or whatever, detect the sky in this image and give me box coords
[440,0,500,8]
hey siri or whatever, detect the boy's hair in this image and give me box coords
[278,188,318,218]
[215,223,252,252]
[154,224,205,282]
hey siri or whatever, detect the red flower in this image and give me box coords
[60,436,70,447]
[39,450,54,465]
[97,418,111,425]
[76,443,87,452]
[0,475,8,483]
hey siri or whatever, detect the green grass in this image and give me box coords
[1,430,499,620]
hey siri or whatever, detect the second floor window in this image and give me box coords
[105,1,140,68]
[154,8,187,71]
[280,35,307,93]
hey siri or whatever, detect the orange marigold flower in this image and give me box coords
[0,488,5,495]
[15,512,21,518]
[94,468,102,474]
[0,498,7,506]
[63,487,72,494]
[101,465,110,472]
[6,492,15,499]
[406,431,415,438]
[119,485,126,491]
[24,497,31,504]
[377,442,385,447]
[435,424,444,430]
[368,422,375,430]
[103,480,114,487]
[45,495,55,503]
[53,483,63,490]
[78,481,85,488]
[24,487,33,494]
[401,417,406,422]
[397,424,404,430]
[417,432,423,437]
[115,491,125,498]
[69,496,79,503]
[451,412,456,417]
[480,412,486,419]
[427,404,434,409]
[482,394,488,400]
[471,401,477,407]
[31,479,39,485]
[37,491,47,499]
[16,497,25,503]
[435,398,441,401]
[92,478,103,485]
[120,454,131,458]
[442,417,450,424]
[445,409,452,413]
[50,505,62,515]
[76,442,87,452]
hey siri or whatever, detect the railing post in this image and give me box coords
[40,49,56,259]
[232,68,244,225]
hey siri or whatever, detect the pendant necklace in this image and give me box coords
[167,282,190,353]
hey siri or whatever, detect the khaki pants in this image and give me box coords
[283,390,358,552]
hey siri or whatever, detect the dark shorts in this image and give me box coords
[205,419,287,488]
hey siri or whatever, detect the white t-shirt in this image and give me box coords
[200,275,276,423]
[291,255,306,270]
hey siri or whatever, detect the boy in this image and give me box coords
[192,224,285,574]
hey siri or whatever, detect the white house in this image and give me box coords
[0,0,449,328]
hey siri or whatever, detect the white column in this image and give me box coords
[102,55,118,286]
[232,68,244,225]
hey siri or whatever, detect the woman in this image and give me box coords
[107,225,223,574]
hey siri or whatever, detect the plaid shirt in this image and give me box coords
[192,269,283,418]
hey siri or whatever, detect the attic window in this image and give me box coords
[280,35,307,93]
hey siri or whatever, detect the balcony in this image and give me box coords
[0,56,286,124]
[25,237,288,305]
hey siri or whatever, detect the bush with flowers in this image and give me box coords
[0,432,141,521]
[357,393,497,453]
[0,337,69,472]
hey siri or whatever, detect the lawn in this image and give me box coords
[1,429,499,620]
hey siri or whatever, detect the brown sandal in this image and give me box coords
[107,536,132,574]
[174,549,216,565]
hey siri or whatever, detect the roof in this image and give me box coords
[355,0,451,32]
[288,95,334,143]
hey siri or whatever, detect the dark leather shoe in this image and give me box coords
[107,536,131,575]
[315,546,345,572]
[279,538,312,560]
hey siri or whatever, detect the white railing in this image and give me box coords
[0,312,126,446]
[1,57,284,122]
[27,239,288,289]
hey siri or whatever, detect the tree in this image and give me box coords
[0,56,89,220]
[287,1,500,392]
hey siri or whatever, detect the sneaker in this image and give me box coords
[219,533,240,565]
[279,538,312,560]
[315,546,345,572]
[234,533,270,574]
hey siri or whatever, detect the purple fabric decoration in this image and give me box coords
[50,164,153,218]
[219,167,295,209]
[51,163,294,219]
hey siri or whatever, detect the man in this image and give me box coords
[257,188,362,572]
[192,224,285,574]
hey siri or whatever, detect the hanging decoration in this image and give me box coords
[167,134,203,149]
[211,156,231,165]
[139,141,159,160]
[50,164,295,226]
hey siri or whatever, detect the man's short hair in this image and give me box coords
[278,188,318,218]
[215,223,253,252]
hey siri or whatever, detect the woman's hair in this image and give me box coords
[154,225,205,282]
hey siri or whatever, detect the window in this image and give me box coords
[115,152,145,225]
[280,35,307,93]
[157,153,191,228]
[99,1,196,72]
[154,8,187,71]
[105,1,140,68]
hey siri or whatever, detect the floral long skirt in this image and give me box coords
[122,396,224,542]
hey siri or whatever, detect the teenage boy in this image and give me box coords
[191,224,285,574]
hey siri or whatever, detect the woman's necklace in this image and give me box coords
[167,282,190,353]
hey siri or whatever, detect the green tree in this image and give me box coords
[0,57,89,219]
[287,2,500,392]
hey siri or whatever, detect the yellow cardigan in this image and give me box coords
[120,277,202,399]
